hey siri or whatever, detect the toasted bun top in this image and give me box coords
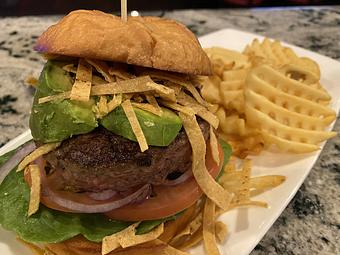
[34,10,212,75]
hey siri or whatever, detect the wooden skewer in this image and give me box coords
[121,0,127,22]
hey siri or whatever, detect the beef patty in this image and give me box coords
[44,119,210,192]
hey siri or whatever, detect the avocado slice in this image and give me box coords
[30,61,97,143]
[101,106,182,146]
[30,60,182,146]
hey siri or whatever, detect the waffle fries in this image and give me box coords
[245,64,336,153]
[202,38,336,156]
[243,38,321,78]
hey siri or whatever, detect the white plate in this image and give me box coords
[0,29,339,255]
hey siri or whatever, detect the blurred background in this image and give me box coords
[1,0,340,16]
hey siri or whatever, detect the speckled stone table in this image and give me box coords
[0,6,339,255]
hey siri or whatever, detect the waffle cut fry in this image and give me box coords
[202,39,336,156]
[243,38,321,79]
[278,64,331,105]
[244,64,336,153]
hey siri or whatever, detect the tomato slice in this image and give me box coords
[104,143,223,221]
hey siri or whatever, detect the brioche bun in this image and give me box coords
[34,10,212,75]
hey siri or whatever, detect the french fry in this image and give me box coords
[250,175,286,197]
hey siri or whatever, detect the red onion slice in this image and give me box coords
[86,190,117,201]
[37,162,151,213]
[0,141,36,185]
[163,170,193,186]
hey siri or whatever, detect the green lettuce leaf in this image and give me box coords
[136,213,179,235]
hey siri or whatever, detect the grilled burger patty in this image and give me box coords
[44,119,210,192]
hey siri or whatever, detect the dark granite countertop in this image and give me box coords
[0,6,339,255]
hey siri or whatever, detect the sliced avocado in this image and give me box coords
[30,60,181,145]
[101,106,182,146]
[30,61,97,143]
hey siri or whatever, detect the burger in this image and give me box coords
[0,10,231,255]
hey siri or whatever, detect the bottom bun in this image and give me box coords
[20,203,199,255]
[45,236,168,255]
